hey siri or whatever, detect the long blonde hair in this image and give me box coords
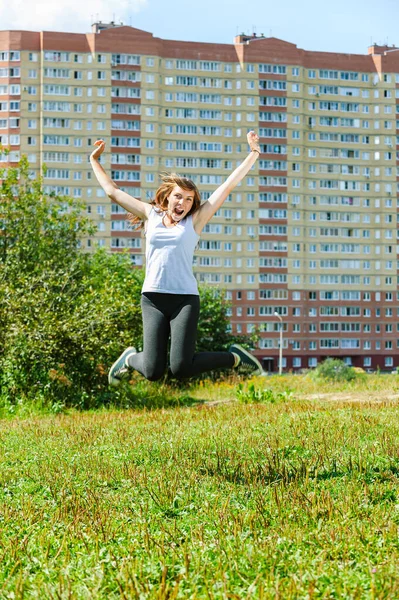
[128,173,201,229]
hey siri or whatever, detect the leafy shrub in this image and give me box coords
[310,358,361,383]
[0,249,144,407]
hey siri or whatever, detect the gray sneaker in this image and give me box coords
[108,347,137,386]
[229,344,263,375]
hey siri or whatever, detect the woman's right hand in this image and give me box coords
[247,131,260,154]
[90,139,105,161]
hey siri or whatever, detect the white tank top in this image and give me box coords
[142,208,200,295]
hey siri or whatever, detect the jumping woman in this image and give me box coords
[90,131,263,385]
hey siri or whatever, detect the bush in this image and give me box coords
[0,249,144,407]
[310,358,361,383]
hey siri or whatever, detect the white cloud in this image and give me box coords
[0,0,148,33]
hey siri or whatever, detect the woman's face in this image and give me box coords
[166,185,195,223]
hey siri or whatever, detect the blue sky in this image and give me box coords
[0,0,396,55]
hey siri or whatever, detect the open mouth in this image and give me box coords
[174,208,184,217]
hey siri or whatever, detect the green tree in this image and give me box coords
[196,285,257,354]
[0,158,142,406]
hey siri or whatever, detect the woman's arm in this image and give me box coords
[89,140,151,220]
[192,131,260,234]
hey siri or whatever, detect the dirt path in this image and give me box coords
[303,392,399,404]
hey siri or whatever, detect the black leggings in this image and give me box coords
[127,292,235,380]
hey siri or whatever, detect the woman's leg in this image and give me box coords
[169,295,235,378]
[127,294,170,381]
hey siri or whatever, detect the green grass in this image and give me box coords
[2,374,399,598]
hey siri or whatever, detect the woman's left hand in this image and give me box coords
[90,139,106,161]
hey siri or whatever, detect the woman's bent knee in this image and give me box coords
[142,365,165,381]
[170,361,192,379]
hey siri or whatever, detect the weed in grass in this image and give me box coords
[236,382,293,404]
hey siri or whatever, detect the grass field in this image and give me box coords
[2,374,399,598]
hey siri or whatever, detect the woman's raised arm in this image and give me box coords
[90,140,151,221]
[192,131,260,234]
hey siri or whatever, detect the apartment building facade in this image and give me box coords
[0,24,398,371]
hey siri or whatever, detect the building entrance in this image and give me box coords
[262,357,274,373]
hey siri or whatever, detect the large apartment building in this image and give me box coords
[0,23,398,371]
